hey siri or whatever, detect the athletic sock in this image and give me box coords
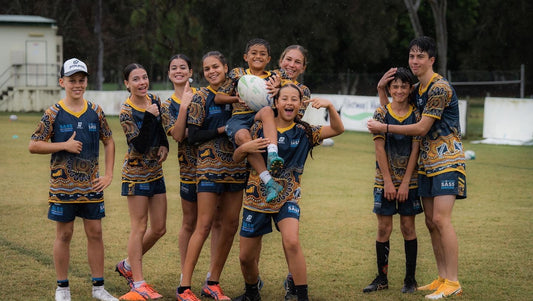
[92,277,104,287]
[207,280,219,286]
[123,259,131,270]
[259,171,272,184]
[295,284,309,301]
[404,238,418,280]
[57,279,69,288]
[376,240,390,278]
[245,281,260,296]
[267,144,278,154]
[177,286,191,294]
[133,280,146,288]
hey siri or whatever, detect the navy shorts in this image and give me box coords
[180,182,198,202]
[48,202,105,222]
[418,171,467,199]
[121,177,166,197]
[225,113,255,144]
[197,180,246,194]
[373,187,423,216]
[240,202,301,238]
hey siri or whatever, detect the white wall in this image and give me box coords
[480,97,533,145]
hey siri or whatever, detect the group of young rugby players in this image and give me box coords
[29,35,466,301]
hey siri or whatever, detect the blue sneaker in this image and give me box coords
[283,274,297,300]
[267,152,284,175]
[265,179,282,203]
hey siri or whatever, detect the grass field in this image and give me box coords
[0,110,532,300]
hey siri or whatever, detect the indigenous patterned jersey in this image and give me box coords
[414,74,466,177]
[219,67,287,115]
[120,94,165,184]
[372,103,421,189]
[244,121,322,213]
[31,100,112,203]
[292,80,311,118]
[161,91,198,184]
[187,86,247,183]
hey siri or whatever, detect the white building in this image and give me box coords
[0,15,62,111]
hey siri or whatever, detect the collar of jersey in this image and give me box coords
[277,122,296,133]
[59,99,88,118]
[126,95,150,112]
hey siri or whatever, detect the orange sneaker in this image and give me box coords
[119,289,145,301]
[135,283,162,300]
[425,279,463,299]
[418,277,445,291]
[176,288,201,301]
[116,260,134,288]
[201,283,231,300]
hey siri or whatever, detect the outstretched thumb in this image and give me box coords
[70,131,76,140]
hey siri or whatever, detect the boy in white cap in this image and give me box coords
[29,58,117,301]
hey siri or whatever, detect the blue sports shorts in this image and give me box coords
[121,177,166,197]
[240,202,301,238]
[225,113,255,144]
[48,202,105,222]
[197,180,245,194]
[180,182,198,202]
[372,187,423,216]
[418,171,467,199]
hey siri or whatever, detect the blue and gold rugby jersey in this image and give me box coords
[218,67,287,115]
[161,90,198,184]
[372,103,421,189]
[243,121,322,213]
[414,74,466,177]
[187,86,247,183]
[31,99,112,203]
[120,94,166,184]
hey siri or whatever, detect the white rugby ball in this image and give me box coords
[237,74,271,111]
[464,150,476,160]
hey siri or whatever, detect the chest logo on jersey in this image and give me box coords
[278,137,286,144]
[77,122,84,129]
[88,123,97,132]
[209,106,222,114]
[59,124,73,133]
[290,139,300,148]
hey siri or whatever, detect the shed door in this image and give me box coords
[26,40,47,86]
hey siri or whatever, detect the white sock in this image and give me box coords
[267,144,278,154]
[133,280,146,288]
[259,171,272,184]
[124,259,131,270]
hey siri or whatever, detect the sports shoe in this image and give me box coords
[201,283,231,300]
[401,277,418,293]
[176,288,201,301]
[283,274,297,300]
[425,279,463,299]
[418,277,445,291]
[257,275,264,291]
[120,283,162,300]
[55,287,71,301]
[265,179,283,203]
[267,152,284,175]
[92,286,119,301]
[362,275,388,293]
[234,292,261,301]
[116,260,134,288]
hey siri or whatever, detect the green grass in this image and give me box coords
[0,112,532,300]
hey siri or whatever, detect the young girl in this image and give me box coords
[176,51,248,301]
[233,84,344,301]
[277,45,312,119]
[362,67,422,294]
[116,63,169,300]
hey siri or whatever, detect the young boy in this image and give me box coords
[363,67,422,294]
[368,36,466,299]
[215,38,288,202]
[29,58,117,301]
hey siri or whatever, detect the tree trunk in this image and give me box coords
[429,0,448,76]
[403,0,424,37]
[94,0,104,90]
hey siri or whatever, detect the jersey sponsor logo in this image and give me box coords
[246,214,253,223]
[209,106,222,114]
[77,121,83,129]
[50,203,64,216]
[199,181,215,187]
[278,136,286,144]
[440,179,455,190]
[290,139,300,148]
[287,204,300,215]
[88,123,97,132]
[59,124,73,133]
[139,183,150,191]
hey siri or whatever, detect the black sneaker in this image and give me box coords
[234,292,261,301]
[363,275,388,293]
[283,274,297,300]
[401,277,418,293]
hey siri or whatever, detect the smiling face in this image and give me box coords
[408,47,435,78]
[124,67,149,98]
[388,78,413,104]
[275,85,302,123]
[59,72,87,101]
[244,44,271,73]
[279,48,306,80]
[202,55,228,89]
[168,58,192,86]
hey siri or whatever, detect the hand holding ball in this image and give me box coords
[237,75,272,111]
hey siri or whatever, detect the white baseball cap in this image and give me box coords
[61,58,88,77]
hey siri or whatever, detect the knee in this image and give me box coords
[235,129,251,146]
[239,252,257,268]
[425,215,437,232]
[282,237,301,255]
[181,219,196,234]
[152,225,167,239]
[400,224,416,239]
[377,224,392,239]
[57,229,74,243]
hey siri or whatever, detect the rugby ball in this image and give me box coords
[464,150,476,160]
[237,75,271,111]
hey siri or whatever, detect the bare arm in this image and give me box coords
[170,82,194,142]
[397,139,420,202]
[377,67,397,107]
[306,98,344,139]
[214,93,239,104]
[28,131,82,154]
[93,136,115,192]
[233,137,270,162]
[368,115,434,137]
[374,137,396,201]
